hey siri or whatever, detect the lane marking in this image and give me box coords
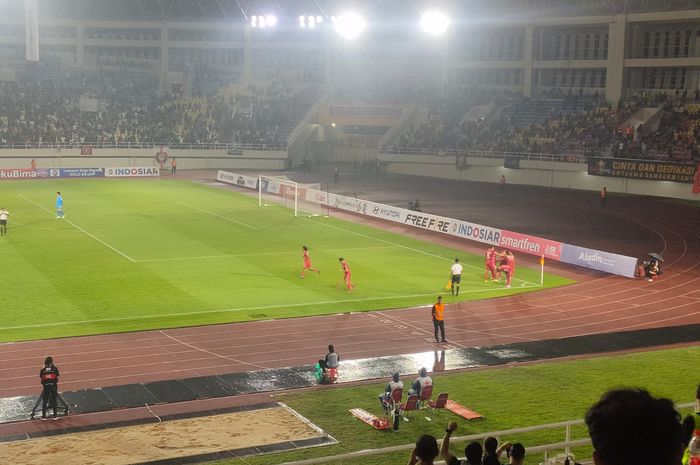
[158,330,268,370]
[21,195,136,262]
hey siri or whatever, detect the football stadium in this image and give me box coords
[0,1,699,464]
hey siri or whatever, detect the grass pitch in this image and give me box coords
[0,178,573,342]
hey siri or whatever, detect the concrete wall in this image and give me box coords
[0,148,287,171]
[380,153,700,201]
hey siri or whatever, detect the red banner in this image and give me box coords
[499,230,563,260]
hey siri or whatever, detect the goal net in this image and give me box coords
[258,175,328,217]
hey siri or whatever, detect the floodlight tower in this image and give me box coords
[332,12,367,40]
[420,11,451,36]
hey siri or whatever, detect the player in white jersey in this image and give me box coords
[450,258,463,296]
[0,207,8,236]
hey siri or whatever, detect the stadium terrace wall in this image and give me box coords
[217,170,638,278]
[0,148,286,170]
[379,153,700,201]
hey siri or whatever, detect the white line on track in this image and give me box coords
[158,330,268,370]
[21,195,136,262]
[177,202,256,229]
[0,287,515,331]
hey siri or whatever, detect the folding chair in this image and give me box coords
[427,392,448,410]
[382,387,403,414]
[328,367,339,383]
[418,384,433,408]
[400,394,420,420]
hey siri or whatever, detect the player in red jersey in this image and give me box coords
[300,245,320,278]
[498,250,516,288]
[483,246,497,282]
[338,257,354,292]
[495,249,508,281]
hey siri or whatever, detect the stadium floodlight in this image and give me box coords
[334,12,366,40]
[251,14,277,28]
[299,15,323,29]
[420,11,450,36]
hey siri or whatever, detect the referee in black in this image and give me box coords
[30,356,69,420]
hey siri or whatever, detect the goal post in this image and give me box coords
[258,175,328,217]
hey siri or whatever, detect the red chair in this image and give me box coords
[328,367,338,383]
[418,384,433,408]
[382,387,404,413]
[400,394,420,419]
[427,392,448,410]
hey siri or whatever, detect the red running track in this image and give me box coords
[1,177,699,400]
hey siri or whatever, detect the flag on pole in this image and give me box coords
[25,0,39,62]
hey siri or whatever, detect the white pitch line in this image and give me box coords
[178,202,256,229]
[0,287,515,331]
[21,195,136,262]
[135,245,400,263]
[309,217,541,287]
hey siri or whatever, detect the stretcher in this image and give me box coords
[349,408,391,430]
[445,400,483,419]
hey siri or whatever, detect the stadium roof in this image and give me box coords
[1,0,698,22]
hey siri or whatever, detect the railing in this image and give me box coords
[0,142,287,151]
[281,401,695,465]
[379,147,587,164]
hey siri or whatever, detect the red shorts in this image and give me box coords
[486,263,496,272]
[500,265,512,274]
[303,260,312,269]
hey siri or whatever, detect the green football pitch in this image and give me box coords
[0,178,574,342]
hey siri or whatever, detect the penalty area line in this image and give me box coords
[0,287,514,331]
[135,245,400,263]
[177,202,256,229]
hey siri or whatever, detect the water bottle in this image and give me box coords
[690,429,700,465]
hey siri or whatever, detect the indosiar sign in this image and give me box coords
[588,158,697,183]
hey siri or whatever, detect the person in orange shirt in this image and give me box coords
[431,296,446,343]
[339,257,354,292]
[300,245,320,278]
[30,159,37,170]
[171,158,177,175]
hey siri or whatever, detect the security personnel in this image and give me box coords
[431,296,446,343]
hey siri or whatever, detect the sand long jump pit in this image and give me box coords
[0,403,336,465]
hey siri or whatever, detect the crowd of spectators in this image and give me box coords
[407,386,694,465]
[0,63,316,147]
[394,91,645,158]
[613,100,700,162]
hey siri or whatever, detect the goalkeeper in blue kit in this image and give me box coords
[56,192,64,218]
